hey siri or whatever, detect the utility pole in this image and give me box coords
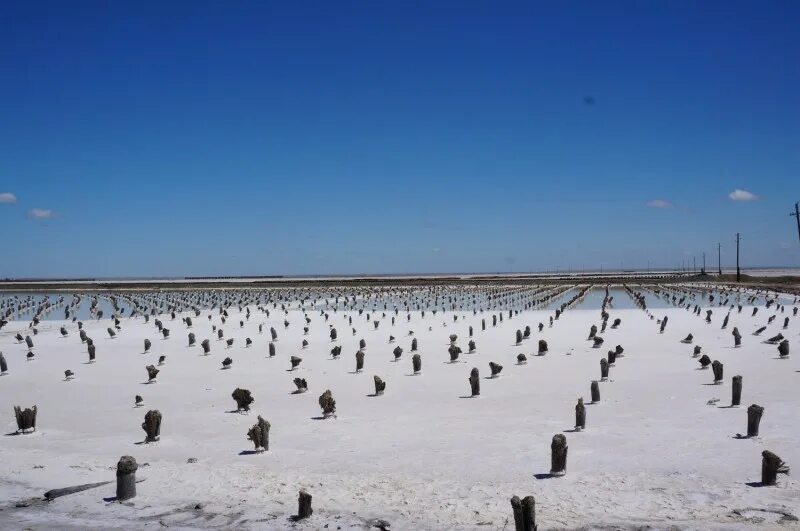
[702,252,705,273]
[791,202,800,243]
[736,233,741,282]
[693,256,696,273]
[717,242,721,276]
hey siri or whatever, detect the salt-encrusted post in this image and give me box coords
[469,367,480,396]
[14,405,37,433]
[747,404,764,437]
[732,375,742,407]
[355,350,364,373]
[247,416,271,452]
[297,490,313,519]
[575,398,586,431]
[201,339,211,354]
[600,358,608,381]
[412,354,421,374]
[590,381,600,403]
[373,376,386,395]
[510,495,537,531]
[319,390,336,418]
[116,455,138,501]
[761,450,789,486]
[550,434,567,476]
[711,360,723,384]
[778,340,789,358]
[142,409,162,442]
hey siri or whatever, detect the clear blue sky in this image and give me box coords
[1,1,798,278]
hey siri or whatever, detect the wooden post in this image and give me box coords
[116,456,137,501]
[778,340,789,358]
[201,339,211,354]
[732,375,742,406]
[590,381,600,403]
[711,360,723,383]
[510,495,537,531]
[469,367,480,396]
[355,350,364,372]
[373,375,386,395]
[761,450,789,486]
[600,358,608,380]
[297,490,313,519]
[575,398,585,431]
[747,404,764,437]
[246,416,271,452]
[412,354,421,374]
[14,405,37,433]
[142,410,162,442]
[550,433,567,476]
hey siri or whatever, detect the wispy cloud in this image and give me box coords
[728,189,758,201]
[646,199,673,208]
[28,208,55,220]
[0,192,17,204]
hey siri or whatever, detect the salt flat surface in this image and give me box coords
[1,296,799,529]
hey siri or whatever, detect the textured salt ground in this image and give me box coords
[1,296,799,529]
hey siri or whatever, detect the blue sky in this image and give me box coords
[1,1,798,278]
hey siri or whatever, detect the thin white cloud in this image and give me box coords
[432,247,441,253]
[646,199,673,208]
[28,208,55,220]
[728,189,758,201]
[0,192,17,204]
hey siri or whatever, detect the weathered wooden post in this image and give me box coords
[359,338,366,349]
[146,364,159,382]
[393,346,402,361]
[116,456,137,501]
[538,339,548,355]
[599,358,609,381]
[510,495,537,531]
[489,362,503,378]
[297,490,313,519]
[232,388,254,412]
[550,434,567,476]
[268,342,276,357]
[142,410,162,442]
[290,356,302,370]
[355,350,365,372]
[698,354,711,368]
[0,352,7,374]
[659,316,668,333]
[319,390,336,418]
[517,353,527,364]
[761,450,789,485]
[373,376,386,395]
[516,329,522,345]
[778,340,789,358]
[88,344,96,362]
[449,345,462,362]
[590,381,600,403]
[692,345,701,357]
[144,339,151,352]
[732,327,741,347]
[681,333,693,344]
[747,404,764,437]
[469,367,480,396]
[188,332,196,346]
[711,360,724,383]
[201,339,211,354]
[246,416,271,452]
[412,354,421,374]
[293,378,308,393]
[14,405,37,433]
[411,338,418,351]
[575,398,586,431]
[222,357,233,369]
[588,325,597,340]
[468,340,476,353]
[732,375,742,406]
